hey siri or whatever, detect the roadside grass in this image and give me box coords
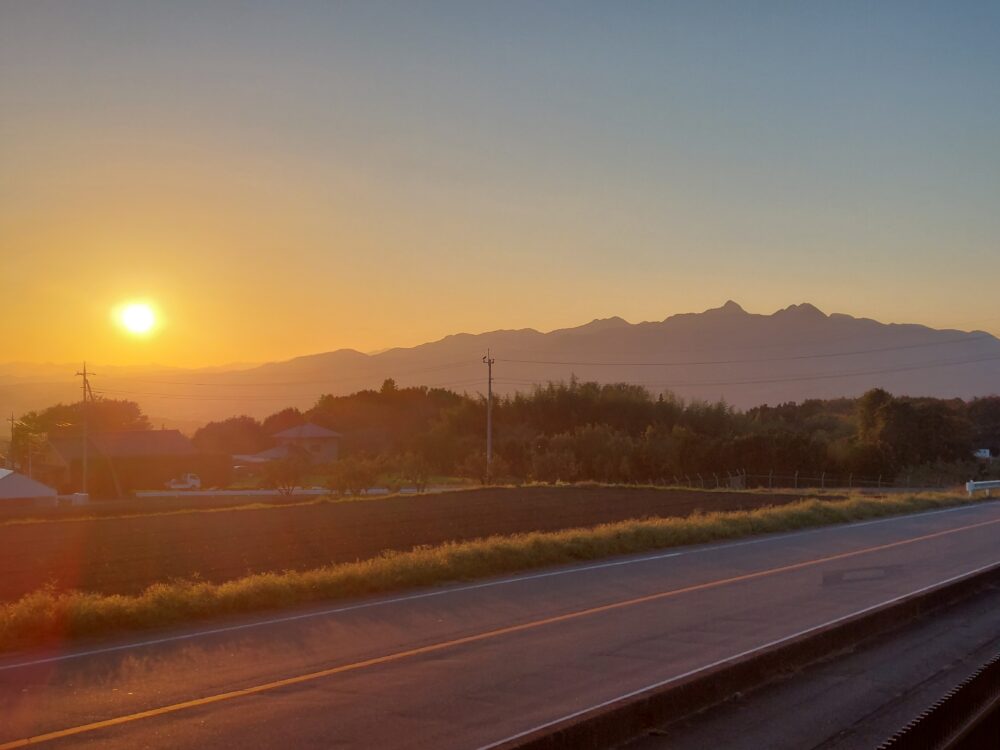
[0,491,981,653]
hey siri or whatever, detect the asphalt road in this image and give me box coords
[625,579,1000,749]
[3,500,1000,750]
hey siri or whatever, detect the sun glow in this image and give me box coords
[118,303,157,335]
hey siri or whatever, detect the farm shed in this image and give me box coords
[0,468,58,506]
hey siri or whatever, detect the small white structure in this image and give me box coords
[973,448,993,460]
[0,469,58,504]
[967,479,1000,497]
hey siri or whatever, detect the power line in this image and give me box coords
[92,378,486,403]
[497,334,994,368]
[89,350,1000,401]
[97,359,482,388]
[75,363,95,495]
[2,359,483,390]
[483,350,495,483]
[492,352,1000,389]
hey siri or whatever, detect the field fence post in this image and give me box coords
[877,475,882,489]
[768,469,773,489]
[713,472,719,488]
[821,471,825,489]
[848,473,853,489]
[794,470,799,489]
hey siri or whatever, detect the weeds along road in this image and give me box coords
[2,500,999,750]
[0,486,811,600]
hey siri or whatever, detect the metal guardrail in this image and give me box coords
[966,480,1000,496]
[877,652,1000,749]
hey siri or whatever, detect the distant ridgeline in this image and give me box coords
[3,301,999,429]
[3,302,999,492]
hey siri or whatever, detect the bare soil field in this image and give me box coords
[0,493,321,523]
[0,486,818,602]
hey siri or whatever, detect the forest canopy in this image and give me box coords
[187,380,1000,486]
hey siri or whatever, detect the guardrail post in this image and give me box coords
[967,480,1000,497]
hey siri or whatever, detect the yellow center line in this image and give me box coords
[5,514,1000,749]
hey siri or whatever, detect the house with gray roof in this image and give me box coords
[235,422,341,465]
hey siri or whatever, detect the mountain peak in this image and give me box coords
[705,300,747,315]
[551,316,630,336]
[583,315,629,329]
[774,302,826,319]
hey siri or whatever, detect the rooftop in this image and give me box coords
[272,423,342,440]
[49,430,196,461]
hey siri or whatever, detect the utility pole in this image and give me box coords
[482,349,495,484]
[75,363,94,495]
[6,413,15,469]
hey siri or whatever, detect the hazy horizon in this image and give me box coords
[1,299,998,372]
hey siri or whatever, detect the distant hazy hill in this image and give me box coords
[2,302,999,433]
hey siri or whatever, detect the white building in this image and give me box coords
[0,469,58,504]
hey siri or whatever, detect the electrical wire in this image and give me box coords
[497,334,993,368]
[97,359,482,388]
[492,352,1000,389]
[92,377,486,402]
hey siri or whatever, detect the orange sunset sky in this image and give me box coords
[2,2,998,368]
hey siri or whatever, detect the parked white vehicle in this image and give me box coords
[165,473,202,490]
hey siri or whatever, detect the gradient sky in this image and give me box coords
[2,1,998,367]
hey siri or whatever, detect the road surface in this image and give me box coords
[2,500,1000,749]
[625,580,1000,749]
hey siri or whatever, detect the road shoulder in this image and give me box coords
[622,583,1000,750]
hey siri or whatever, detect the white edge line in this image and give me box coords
[472,559,1000,750]
[0,500,993,672]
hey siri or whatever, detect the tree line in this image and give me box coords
[8,379,998,488]
[191,378,1000,486]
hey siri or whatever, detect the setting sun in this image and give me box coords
[118,303,156,335]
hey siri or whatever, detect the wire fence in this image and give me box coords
[666,470,952,491]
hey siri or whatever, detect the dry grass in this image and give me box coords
[0,491,979,653]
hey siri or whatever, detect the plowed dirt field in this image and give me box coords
[0,486,816,601]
